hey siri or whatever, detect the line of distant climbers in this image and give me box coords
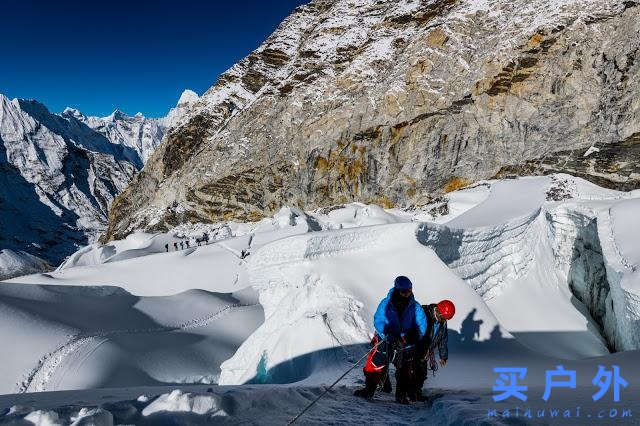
[163,232,251,259]
[164,232,210,252]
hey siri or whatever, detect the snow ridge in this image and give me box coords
[219,226,408,385]
[0,250,50,281]
[417,209,542,300]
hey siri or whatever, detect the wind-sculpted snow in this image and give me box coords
[54,203,466,273]
[18,302,258,394]
[416,209,540,300]
[227,175,640,374]
[2,175,640,426]
[4,373,640,426]
[219,222,523,386]
[56,232,171,270]
[0,284,262,394]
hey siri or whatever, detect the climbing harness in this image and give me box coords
[287,340,416,424]
[287,339,383,425]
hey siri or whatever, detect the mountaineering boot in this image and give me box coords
[353,387,374,399]
[381,374,392,393]
[354,378,377,399]
[395,387,411,405]
[395,394,410,405]
[410,390,426,402]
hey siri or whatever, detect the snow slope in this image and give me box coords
[0,250,50,281]
[53,193,489,275]
[2,174,640,424]
[0,283,262,395]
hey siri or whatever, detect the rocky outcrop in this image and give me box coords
[494,132,640,190]
[105,0,640,240]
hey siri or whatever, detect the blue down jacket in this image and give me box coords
[373,288,428,341]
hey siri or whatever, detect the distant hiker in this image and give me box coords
[180,241,184,250]
[240,249,250,259]
[411,300,455,402]
[186,240,190,248]
[354,276,427,404]
[173,242,178,251]
[164,243,169,253]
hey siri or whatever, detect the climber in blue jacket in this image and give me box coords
[374,277,428,342]
[354,276,428,404]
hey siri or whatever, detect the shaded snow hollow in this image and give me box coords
[2,174,640,424]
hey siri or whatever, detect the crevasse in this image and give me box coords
[544,205,617,351]
[418,202,630,353]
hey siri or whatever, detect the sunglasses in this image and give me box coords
[398,289,412,296]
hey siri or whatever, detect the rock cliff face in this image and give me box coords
[105,0,640,240]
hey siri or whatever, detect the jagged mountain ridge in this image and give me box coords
[0,91,197,267]
[105,0,639,240]
[63,89,200,167]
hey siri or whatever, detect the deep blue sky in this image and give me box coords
[1,0,309,117]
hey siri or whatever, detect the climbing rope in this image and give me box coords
[287,340,416,424]
[287,339,383,425]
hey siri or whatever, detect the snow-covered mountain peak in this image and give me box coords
[105,109,128,121]
[177,89,199,106]
[15,98,52,117]
[0,93,139,268]
[0,94,13,115]
[161,89,199,128]
[61,106,84,119]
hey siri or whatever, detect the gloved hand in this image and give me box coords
[397,334,408,349]
[370,334,380,347]
[439,359,447,367]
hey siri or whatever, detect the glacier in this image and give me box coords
[2,174,640,424]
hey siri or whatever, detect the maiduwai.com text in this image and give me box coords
[487,406,632,420]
